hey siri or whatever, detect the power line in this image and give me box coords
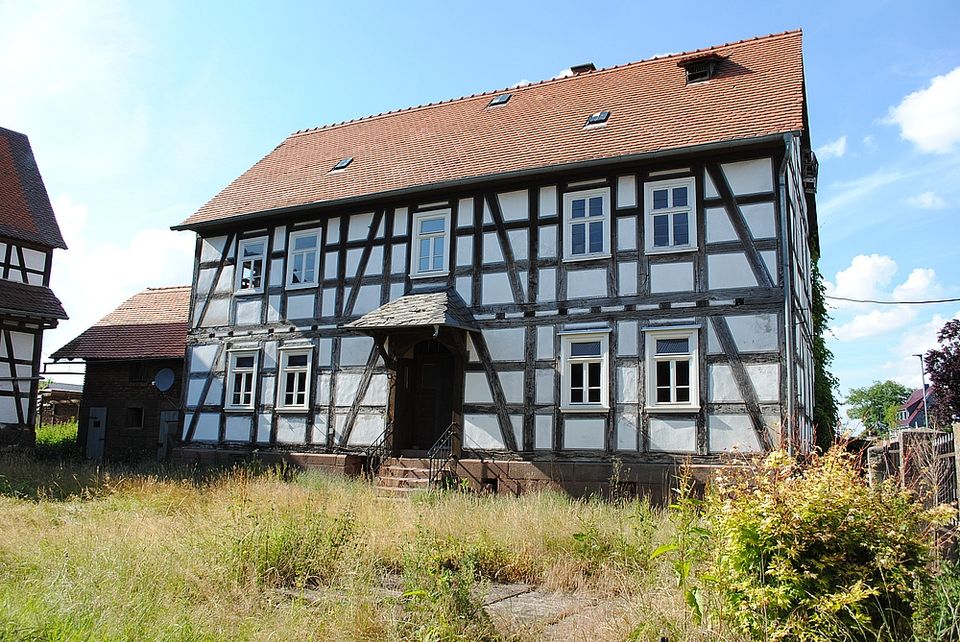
[825,295,960,305]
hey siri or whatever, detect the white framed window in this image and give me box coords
[277,348,312,410]
[644,328,699,412]
[236,237,267,293]
[410,209,451,277]
[563,188,611,261]
[286,230,320,288]
[226,349,259,410]
[560,331,610,411]
[644,177,696,253]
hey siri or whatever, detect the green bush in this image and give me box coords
[34,422,78,460]
[707,449,933,641]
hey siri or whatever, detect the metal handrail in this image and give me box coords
[362,421,393,479]
[427,422,459,490]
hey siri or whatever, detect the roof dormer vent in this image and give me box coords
[570,63,596,75]
[677,53,724,84]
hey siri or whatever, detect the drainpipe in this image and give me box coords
[779,134,795,455]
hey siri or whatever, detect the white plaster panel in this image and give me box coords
[721,158,773,196]
[498,190,528,221]
[616,365,639,403]
[0,397,15,422]
[464,414,506,450]
[352,285,380,316]
[348,413,385,446]
[26,272,41,286]
[186,379,206,407]
[728,314,779,352]
[326,217,340,243]
[563,418,605,450]
[348,212,375,241]
[466,335,479,362]
[649,417,697,452]
[536,326,554,361]
[535,415,552,449]
[216,267,234,293]
[456,236,473,267]
[200,235,228,262]
[650,262,694,293]
[617,321,638,356]
[9,331,32,360]
[197,268,217,295]
[483,232,503,264]
[225,415,252,442]
[346,249,363,277]
[189,344,219,373]
[262,341,277,370]
[483,327,525,361]
[261,375,276,406]
[267,295,281,323]
[256,413,272,443]
[276,415,307,444]
[748,364,781,402]
[508,229,528,261]
[481,273,513,305]
[707,253,756,289]
[567,268,607,299]
[21,247,45,271]
[391,245,406,274]
[366,246,383,276]
[390,282,404,301]
[511,415,523,450]
[339,336,372,366]
[535,368,554,404]
[538,225,557,258]
[393,209,408,236]
[499,371,524,404]
[706,323,722,354]
[539,186,557,218]
[616,175,637,208]
[457,199,473,227]
[482,200,494,225]
[192,413,220,442]
[761,251,778,285]
[333,414,348,444]
[618,262,637,296]
[272,226,286,252]
[286,293,315,320]
[335,373,363,406]
[617,217,637,250]
[269,258,283,287]
[320,288,335,317]
[538,268,556,302]
[315,338,331,367]
[324,252,339,279]
[362,374,389,407]
[235,299,261,325]
[704,170,718,199]
[317,373,332,405]
[616,411,638,451]
[706,206,736,243]
[709,414,761,453]
[455,277,472,305]
[464,372,493,404]
[201,298,229,327]
[311,414,328,444]
[742,202,777,239]
[709,365,741,402]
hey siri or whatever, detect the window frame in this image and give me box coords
[225,349,259,411]
[235,237,268,294]
[276,347,313,412]
[562,187,611,262]
[560,330,610,412]
[410,208,452,278]
[643,177,697,254]
[644,328,700,412]
[285,229,321,290]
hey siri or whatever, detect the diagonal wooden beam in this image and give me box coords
[183,343,225,443]
[485,193,526,304]
[2,329,25,426]
[338,344,382,447]
[469,330,519,451]
[193,232,235,329]
[343,210,385,317]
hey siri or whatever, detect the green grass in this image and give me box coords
[34,421,79,459]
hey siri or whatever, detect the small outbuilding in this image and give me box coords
[51,286,189,460]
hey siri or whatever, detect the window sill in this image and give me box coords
[275,407,310,414]
[562,252,611,264]
[234,289,264,297]
[644,405,700,414]
[224,406,256,413]
[644,245,697,256]
[409,270,449,280]
[285,282,319,292]
[560,405,610,413]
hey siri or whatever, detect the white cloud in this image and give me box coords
[826,254,898,308]
[880,310,960,386]
[862,134,877,150]
[905,191,948,209]
[816,135,847,159]
[832,308,917,341]
[892,268,944,301]
[886,66,960,154]
[552,68,575,80]
[817,169,908,217]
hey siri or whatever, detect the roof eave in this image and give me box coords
[173,132,796,233]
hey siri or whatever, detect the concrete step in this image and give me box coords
[377,465,431,479]
[376,475,430,489]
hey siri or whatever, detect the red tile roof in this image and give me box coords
[51,286,190,361]
[0,127,66,249]
[0,278,67,320]
[177,31,806,230]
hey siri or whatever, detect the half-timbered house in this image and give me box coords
[0,126,67,445]
[172,31,819,495]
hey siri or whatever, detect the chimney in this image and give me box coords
[570,63,596,75]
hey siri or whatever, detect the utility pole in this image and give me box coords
[913,353,931,429]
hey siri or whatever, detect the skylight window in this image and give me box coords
[488,93,511,107]
[331,157,353,171]
[584,111,610,127]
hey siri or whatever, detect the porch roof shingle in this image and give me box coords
[344,290,478,333]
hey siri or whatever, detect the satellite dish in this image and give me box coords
[153,368,175,393]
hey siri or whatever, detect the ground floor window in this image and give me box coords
[277,347,312,410]
[644,328,699,411]
[226,349,259,409]
[560,330,609,411]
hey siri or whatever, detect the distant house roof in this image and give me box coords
[0,278,67,320]
[177,30,806,230]
[899,386,935,428]
[51,286,191,361]
[0,126,66,249]
[344,290,478,332]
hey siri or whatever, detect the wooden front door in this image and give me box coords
[399,340,456,451]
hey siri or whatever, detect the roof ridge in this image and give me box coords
[288,29,802,140]
[145,285,192,291]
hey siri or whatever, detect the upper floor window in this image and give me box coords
[644,328,699,412]
[287,230,320,288]
[277,348,312,410]
[411,209,450,277]
[560,331,609,411]
[563,188,610,260]
[644,177,696,253]
[236,238,267,293]
[226,350,259,409]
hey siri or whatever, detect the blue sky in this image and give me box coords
[1,0,958,422]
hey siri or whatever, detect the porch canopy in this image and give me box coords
[343,290,478,334]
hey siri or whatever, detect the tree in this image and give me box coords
[925,318,960,426]
[811,259,840,450]
[846,380,911,437]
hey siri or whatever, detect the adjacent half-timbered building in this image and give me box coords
[172,31,819,495]
[51,287,189,460]
[0,126,67,445]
